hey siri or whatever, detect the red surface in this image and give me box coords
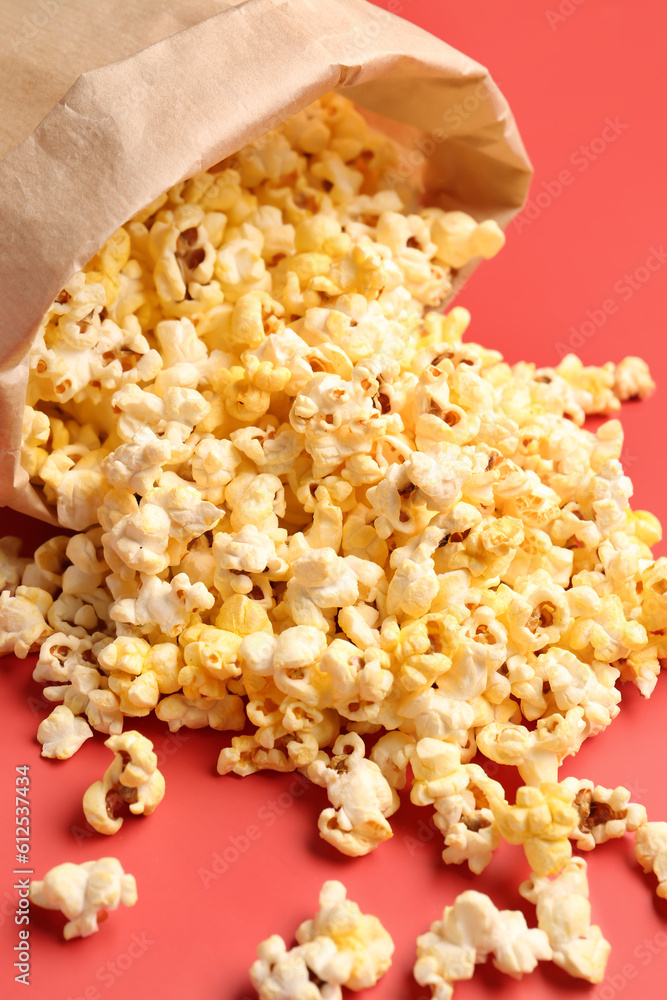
[2,2,667,999]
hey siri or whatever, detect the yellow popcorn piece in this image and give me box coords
[490,782,578,876]
[0,537,29,596]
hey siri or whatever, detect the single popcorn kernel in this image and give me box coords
[414,889,551,999]
[250,880,393,999]
[29,858,137,939]
[83,731,165,834]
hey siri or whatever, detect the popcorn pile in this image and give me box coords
[2,93,666,989]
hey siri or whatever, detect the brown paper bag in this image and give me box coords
[0,0,532,523]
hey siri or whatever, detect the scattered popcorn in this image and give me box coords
[414,889,551,999]
[82,731,165,834]
[37,705,93,759]
[520,858,611,982]
[29,858,137,939]
[250,880,393,999]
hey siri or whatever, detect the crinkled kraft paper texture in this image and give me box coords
[0,0,532,523]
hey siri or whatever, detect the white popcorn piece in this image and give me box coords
[369,731,415,790]
[82,731,165,835]
[520,858,611,983]
[29,858,137,939]
[563,777,647,850]
[433,764,504,875]
[425,209,505,269]
[250,935,342,1000]
[613,356,655,401]
[283,547,359,628]
[307,732,397,856]
[0,586,53,658]
[37,705,93,759]
[295,880,394,990]
[250,880,393,1000]
[110,573,215,636]
[634,822,667,899]
[410,738,468,807]
[414,890,551,1000]
[318,638,392,721]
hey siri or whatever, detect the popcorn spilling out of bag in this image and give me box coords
[2,93,665,978]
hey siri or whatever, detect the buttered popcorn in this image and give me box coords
[0,92,665,973]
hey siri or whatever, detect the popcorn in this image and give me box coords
[410,738,468,806]
[82,731,165,835]
[110,573,215,636]
[295,880,394,990]
[158,691,245,732]
[520,858,611,982]
[250,936,341,1000]
[634,822,667,899]
[29,858,137,940]
[563,777,647,850]
[283,548,359,629]
[424,209,506,268]
[318,638,392,720]
[414,890,551,999]
[6,93,666,973]
[434,764,505,875]
[0,586,53,658]
[250,880,393,1000]
[37,705,93,759]
[369,731,415,789]
[490,782,578,876]
[613,356,655,400]
[307,732,398,856]
[0,537,29,595]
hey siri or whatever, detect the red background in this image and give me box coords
[2,1,667,998]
